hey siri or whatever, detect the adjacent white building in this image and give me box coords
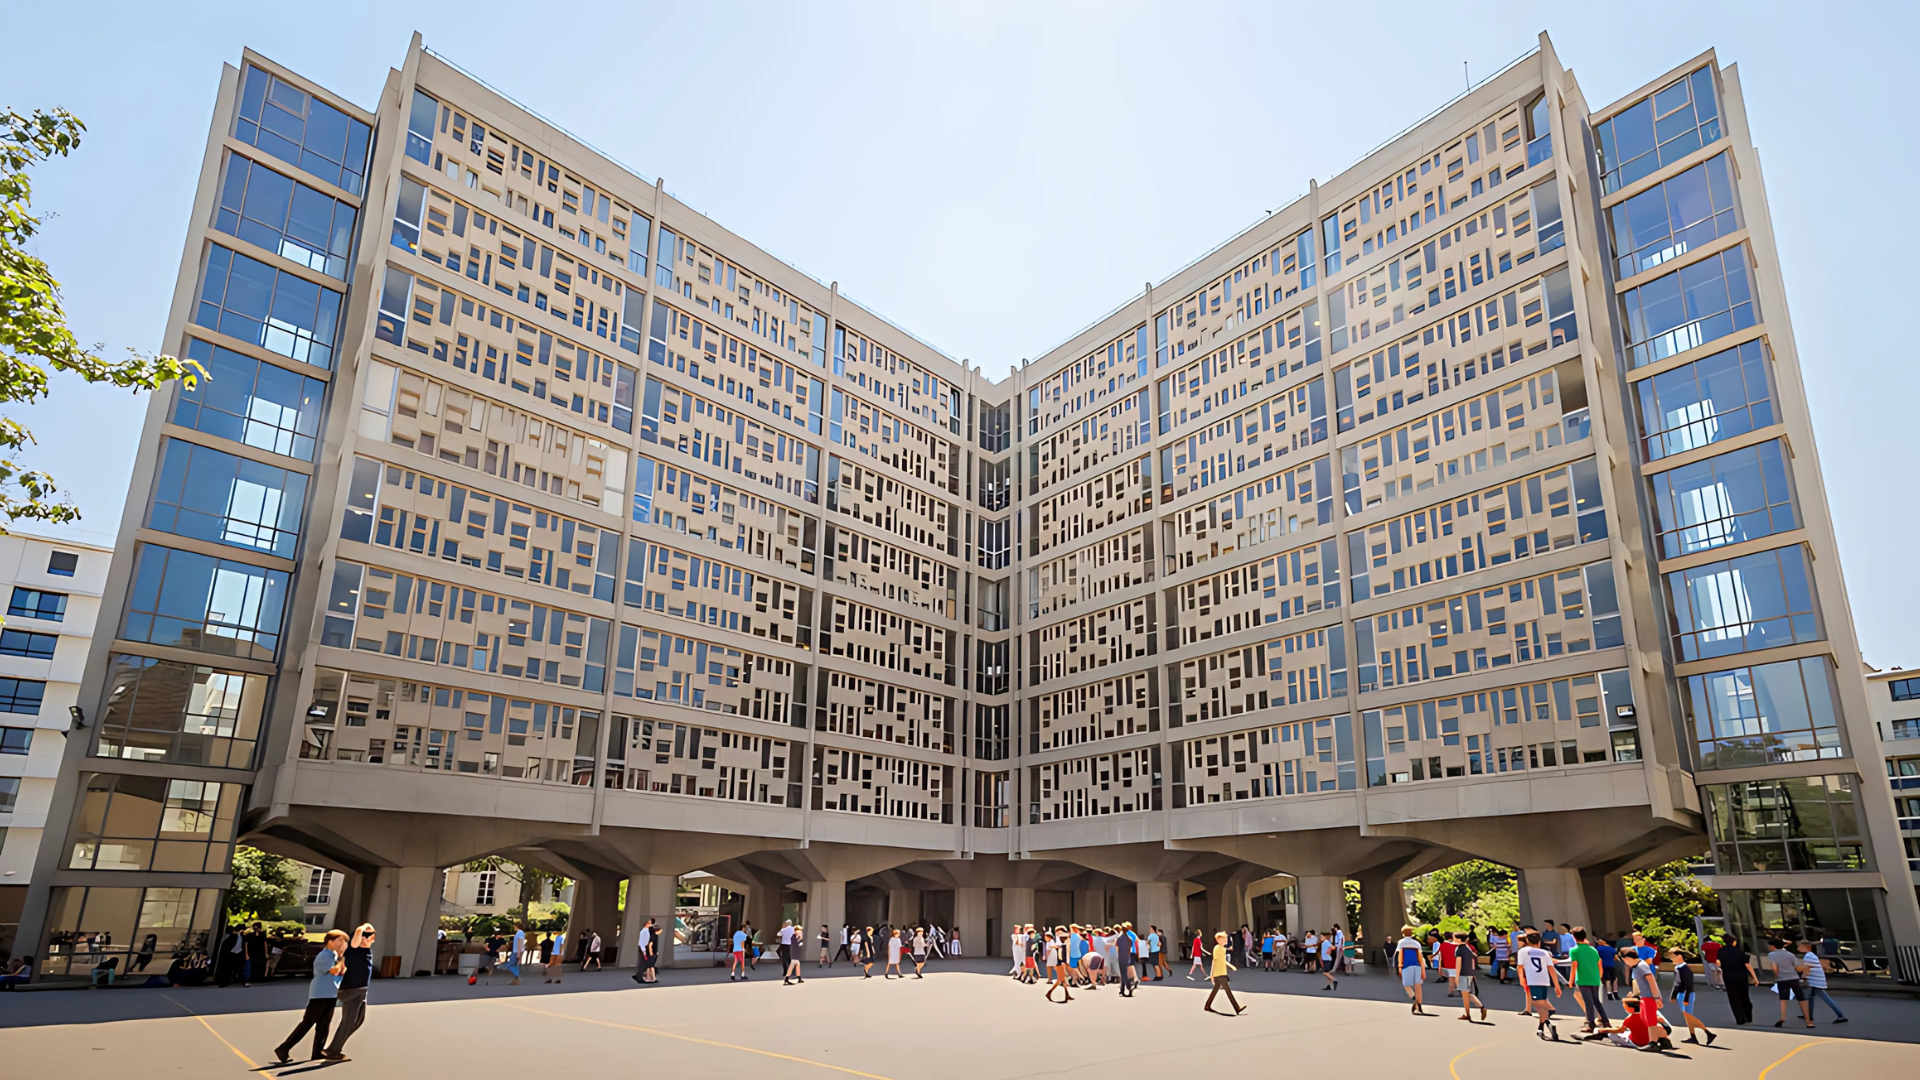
[0,531,111,963]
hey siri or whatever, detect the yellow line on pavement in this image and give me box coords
[162,993,260,1070]
[1448,1042,1492,1080]
[1757,1038,1830,1080]
[503,1001,896,1080]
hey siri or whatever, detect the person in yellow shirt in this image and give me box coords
[1203,930,1245,1015]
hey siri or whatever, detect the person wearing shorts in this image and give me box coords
[1395,927,1427,1014]
[1456,935,1486,1022]
[1667,948,1715,1044]
[1765,939,1811,1028]
[1518,932,1565,1040]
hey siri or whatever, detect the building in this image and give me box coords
[16,30,1920,979]
[0,532,111,963]
[1867,668,1920,922]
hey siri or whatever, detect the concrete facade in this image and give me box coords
[15,31,1920,980]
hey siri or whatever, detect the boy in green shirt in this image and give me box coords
[1570,927,1609,1033]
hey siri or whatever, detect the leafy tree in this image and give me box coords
[1,108,201,528]
[1625,857,1717,949]
[1407,860,1516,924]
[225,846,301,923]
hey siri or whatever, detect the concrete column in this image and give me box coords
[571,876,621,962]
[886,888,920,926]
[747,880,785,945]
[1074,888,1107,926]
[368,866,445,977]
[1357,874,1407,947]
[1581,869,1632,937]
[1136,881,1179,940]
[1216,881,1250,932]
[1296,875,1346,935]
[1517,867,1590,931]
[804,881,847,952]
[1003,887,1036,940]
[954,887,987,959]
[620,874,678,968]
[330,869,366,932]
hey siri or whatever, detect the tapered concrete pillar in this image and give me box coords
[330,869,366,933]
[1357,873,1407,946]
[1581,869,1632,937]
[747,879,785,945]
[1137,882,1179,940]
[1003,887,1036,940]
[1296,875,1346,936]
[954,887,987,958]
[1074,888,1107,926]
[368,866,445,977]
[1517,867,1590,931]
[887,888,920,926]
[620,874,679,968]
[570,875,621,963]
[805,881,848,952]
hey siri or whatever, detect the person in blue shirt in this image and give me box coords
[1597,938,1620,1000]
[730,926,750,981]
[1067,925,1087,986]
[273,930,345,1063]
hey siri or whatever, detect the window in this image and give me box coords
[1687,656,1843,769]
[213,154,356,279]
[1703,775,1866,872]
[1596,66,1721,194]
[1619,246,1756,368]
[48,551,79,577]
[121,545,289,662]
[0,678,46,716]
[94,654,267,769]
[66,775,239,872]
[374,266,413,347]
[0,628,58,659]
[1607,152,1739,279]
[1650,439,1796,558]
[0,726,32,754]
[1636,340,1774,460]
[147,438,308,559]
[0,775,17,811]
[8,587,66,622]
[306,867,335,905]
[175,339,324,460]
[1890,677,1920,702]
[404,89,437,165]
[195,244,342,369]
[391,175,427,255]
[1524,92,1552,167]
[474,869,496,907]
[1666,544,1820,662]
[233,64,371,195]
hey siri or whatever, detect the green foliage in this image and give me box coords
[1464,888,1520,935]
[0,108,203,528]
[462,856,565,925]
[1407,860,1517,924]
[1343,879,1361,936]
[224,846,301,923]
[1624,858,1717,930]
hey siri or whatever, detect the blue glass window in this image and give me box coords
[0,678,45,716]
[148,438,309,560]
[7,587,66,622]
[214,154,356,279]
[1620,247,1755,368]
[1650,439,1796,559]
[1667,545,1820,662]
[175,339,324,460]
[0,629,58,660]
[122,545,289,662]
[405,89,438,165]
[1608,152,1739,279]
[1596,66,1722,194]
[233,65,370,195]
[1687,656,1842,770]
[195,244,341,369]
[1636,340,1774,460]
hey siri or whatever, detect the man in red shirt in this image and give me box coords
[1584,997,1673,1050]
[1701,937,1723,989]
[1440,934,1459,996]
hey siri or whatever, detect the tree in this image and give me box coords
[1407,860,1517,924]
[463,856,565,925]
[1,108,201,528]
[226,845,301,923]
[1625,857,1718,946]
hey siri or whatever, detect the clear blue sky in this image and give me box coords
[6,1,1918,665]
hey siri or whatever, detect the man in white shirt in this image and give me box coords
[1518,931,1566,1040]
[780,921,804,985]
[631,922,654,984]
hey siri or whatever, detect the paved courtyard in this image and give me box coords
[3,959,1914,1078]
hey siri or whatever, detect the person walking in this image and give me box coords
[505,923,526,985]
[272,929,345,1063]
[1518,931,1566,1040]
[1118,923,1139,997]
[548,928,566,983]
[911,926,929,977]
[1456,933,1487,1022]
[1667,947,1717,1044]
[1203,931,1245,1015]
[834,925,852,965]
[885,929,904,978]
[1489,927,1511,983]
[951,928,962,958]
[629,921,653,984]
[818,924,831,968]
[321,925,375,1062]
[783,921,806,985]
[1766,938,1812,1028]
[1394,926,1427,1013]
[1011,924,1027,977]
[729,924,750,981]
[1186,929,1207,980]
[243,922,268,987]
[857,927,875,978]
[1044,928,1072,1003]
[1702,935,1723,989]
[1720,934,1756,1025]
[1569,928,1608,1033]
[584,929,603,971]
[1628,935,1666,1039]
[1797,940,1848,1024]
[1319,932,1338,990]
